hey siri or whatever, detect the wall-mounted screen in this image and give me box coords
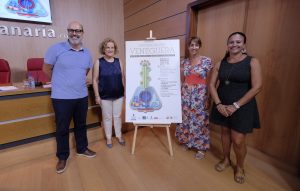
[0,0,52,23]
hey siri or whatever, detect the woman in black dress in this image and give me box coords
[209,32,262,184]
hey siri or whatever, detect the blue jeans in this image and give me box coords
[52,97,88,160]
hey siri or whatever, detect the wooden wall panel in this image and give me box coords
[124,0,159,18]
[245,0,300,168]
[0,0,124,82]
[125,1,169,32]
[125,13,186,40]
[124,0,132,5]
[124,0,194,58]
[197,0,246,63]
[125,0,194,32]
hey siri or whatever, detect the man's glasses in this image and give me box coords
[67,29,83,34]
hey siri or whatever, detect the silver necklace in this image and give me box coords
[224,54,246,85]
[225,64,235,85]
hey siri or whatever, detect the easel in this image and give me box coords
[130,30,174,157]
[131,123,174,156]
[146,29,155,40]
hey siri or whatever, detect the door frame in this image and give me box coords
[185,0,230,56]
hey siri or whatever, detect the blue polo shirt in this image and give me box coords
[44,41,93,99]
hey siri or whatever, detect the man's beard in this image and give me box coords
[69,36,82,46]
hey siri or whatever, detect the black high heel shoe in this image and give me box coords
[117,138,125,146]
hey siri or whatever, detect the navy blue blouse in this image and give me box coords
[98,57,124,100]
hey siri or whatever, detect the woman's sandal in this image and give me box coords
[215,159,231,172]
[195,151,205,160]
[117,137,126,146]
[183,145,190,151]
[234,167,245,184]
[106,142,113,149]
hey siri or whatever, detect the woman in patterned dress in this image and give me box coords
[175,37,213,159]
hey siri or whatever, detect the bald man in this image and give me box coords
[43,21,96,174]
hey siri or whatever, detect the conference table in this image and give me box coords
[0,83,101,149]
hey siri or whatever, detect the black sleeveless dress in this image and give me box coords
[210,56,260,133]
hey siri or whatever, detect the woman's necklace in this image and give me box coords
[225,64,235,85]
[224,54,245,85]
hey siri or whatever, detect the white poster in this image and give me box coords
[125,39,182,124]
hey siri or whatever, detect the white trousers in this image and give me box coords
[100,97,123,139]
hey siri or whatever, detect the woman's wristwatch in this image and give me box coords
[233,102,240,109]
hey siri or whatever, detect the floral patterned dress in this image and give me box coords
[175,56,212,151]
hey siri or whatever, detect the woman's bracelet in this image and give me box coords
[233,102,240,109]
[216,102,222,106]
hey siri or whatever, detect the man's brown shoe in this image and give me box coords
[77,148,96,158]
[56,160,67,174]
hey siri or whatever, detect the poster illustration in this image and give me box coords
[125,39,182,124]
[0,0,52,23]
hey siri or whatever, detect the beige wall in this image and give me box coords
[0,0,124,82]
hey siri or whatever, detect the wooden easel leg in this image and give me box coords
[166,125,173,156]
[131,125,138,154]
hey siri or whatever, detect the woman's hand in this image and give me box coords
[216,104,229,117]
[95,96,101,105]
[205,97,211,110]
[225,105,238,116]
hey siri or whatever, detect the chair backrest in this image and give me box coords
[27,58,49,83]
[0,59,11,84]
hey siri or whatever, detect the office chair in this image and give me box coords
[0,59,11,84]
[27,58,49,83]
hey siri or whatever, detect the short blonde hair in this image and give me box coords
[99,38,119,55]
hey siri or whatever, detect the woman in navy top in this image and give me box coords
[93,38,125,148]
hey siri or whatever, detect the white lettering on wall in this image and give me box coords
[48,30,56,38]
[23,27,33,36]
[11,26,21,36]
[0,25,8,35]
[0,25,58,38]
